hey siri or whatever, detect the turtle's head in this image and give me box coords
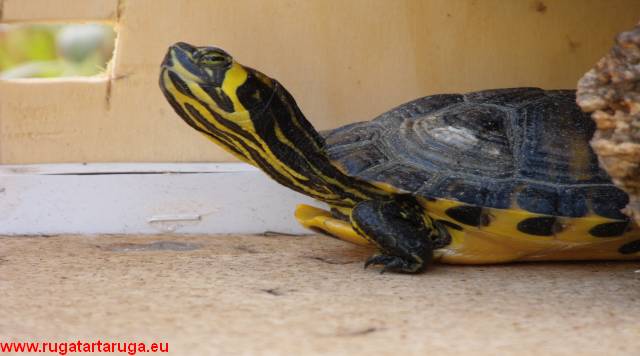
[159,42,277,129]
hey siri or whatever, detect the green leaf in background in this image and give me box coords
[0,23,115,78]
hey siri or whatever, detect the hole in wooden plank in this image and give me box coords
[0,23,116,79]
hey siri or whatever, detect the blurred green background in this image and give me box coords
[0,23,115,79]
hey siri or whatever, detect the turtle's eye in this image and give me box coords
[196,51,232,67]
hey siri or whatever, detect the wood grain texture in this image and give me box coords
[1,0,640,163]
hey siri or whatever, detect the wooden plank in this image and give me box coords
[0,78,109,163]
[0,163,319,235]
[1,0,119,22]
[2,0,640,164]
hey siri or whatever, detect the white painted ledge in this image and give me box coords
[0,163,322,235]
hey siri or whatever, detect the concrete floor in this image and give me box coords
[0,234,639,355]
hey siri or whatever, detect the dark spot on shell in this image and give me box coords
[436,219,463,231]
[445,205,487,226]
[618,240,640,255]
[517,217,561,236]
[589,221,630,238]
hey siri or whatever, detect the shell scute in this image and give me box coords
[332,145,388,176]
[359,163,437,193]
[514,94,609,185]
[590,186,629,220]
[372,94,464,128]
[557,187,590,218]
[429,177,489,207]
[515,184,559,216]
[482,180,516,210]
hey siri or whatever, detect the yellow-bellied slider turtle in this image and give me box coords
[159,43,640,273]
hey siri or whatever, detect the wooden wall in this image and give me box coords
[1,0,639,164]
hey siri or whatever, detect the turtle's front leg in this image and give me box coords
[351,196,450,273]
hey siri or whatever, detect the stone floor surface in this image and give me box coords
[0,234,639,355]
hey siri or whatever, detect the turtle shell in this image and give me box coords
[323,88,629,220]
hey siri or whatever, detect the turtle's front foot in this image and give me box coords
[364,253,426,274]
[351,196,449,274]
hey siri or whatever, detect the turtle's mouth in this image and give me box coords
[159,44,176,68]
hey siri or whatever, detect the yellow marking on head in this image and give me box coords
[222,61,249,113]
[161,69,258,165]
[168,51,201,83]
[180,62,256,131]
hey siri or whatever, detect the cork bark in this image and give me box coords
[577,23,640,224]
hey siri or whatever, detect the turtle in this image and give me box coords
[159,42,640,273]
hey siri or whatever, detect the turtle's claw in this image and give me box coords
[364,254,387,269]
[364,254,421,274]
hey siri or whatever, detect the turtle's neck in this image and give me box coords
[160,61,385,206]
[235,81,385,207]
